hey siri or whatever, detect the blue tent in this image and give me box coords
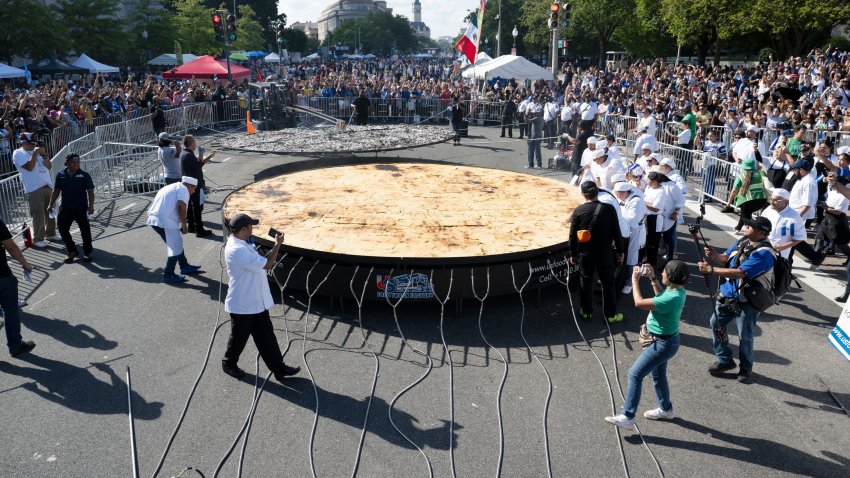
[245,51,268,58]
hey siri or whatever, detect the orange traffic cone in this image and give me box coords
[22,223,32,248]
[246,111,257,135]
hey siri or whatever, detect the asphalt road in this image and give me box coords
[1,124,848,477]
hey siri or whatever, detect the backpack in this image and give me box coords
[731,241,792,312]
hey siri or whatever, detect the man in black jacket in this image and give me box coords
[569,181,625,323]
[180,135,213,237]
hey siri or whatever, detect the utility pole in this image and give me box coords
[549,1,559,74]
[496,0,502,57]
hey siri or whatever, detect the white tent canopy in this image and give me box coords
[264,52,280,62]
[462,55,553,81]
[148,53,199,66]
[303,53,320,60]
[0,63,26,79]
[72,53,119,73]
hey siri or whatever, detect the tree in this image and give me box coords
[752,0,850,57]
[329,12,420,56]
[173,0,218,55]
[478,0,524,57]
[570,0,635,66]
[0,0,65,64]
[57,0,130,64]
[206,0,277,46]
[281,28,308,54]
[127,0,177,65]
[658,0,750,66]
[232,4,266,51]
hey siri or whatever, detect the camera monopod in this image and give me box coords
[687,193,716,297]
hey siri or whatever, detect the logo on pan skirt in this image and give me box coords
[376,273,435,299]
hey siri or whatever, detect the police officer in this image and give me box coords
[48,153,95,263]
[569,181,625,323]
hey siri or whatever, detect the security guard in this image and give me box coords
[569,181,625,323]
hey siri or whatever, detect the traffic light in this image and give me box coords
[550,1,560,30]
[226,14,237,43]
[276,23,286,47]
[562,3,572,28]
[212,13,223,41]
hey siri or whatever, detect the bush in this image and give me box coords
[756,48,777,62]
[822,36,850,52]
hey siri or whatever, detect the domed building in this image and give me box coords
[317,0,393,42]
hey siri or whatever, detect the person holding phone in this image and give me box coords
[221,213,300,381]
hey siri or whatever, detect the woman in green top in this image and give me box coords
[724,157,768,234]
[605,260,689,430]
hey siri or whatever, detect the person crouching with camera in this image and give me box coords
[604,260,689,430]
[698,216,775,384]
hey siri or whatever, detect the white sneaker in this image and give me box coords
[621,285,632,294]
[643,407,675,420]
[31,241,47,248]
[17,299,27,307]
[604,414,635,429]
[49,234,62,241]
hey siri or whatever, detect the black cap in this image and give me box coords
[743,216,772,234]
[228,213,259,231]
[580,181,599,196]
[664,260,689,285]
[790,158,811,170]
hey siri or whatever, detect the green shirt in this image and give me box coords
[682,112,697,139]
[646,287,685,335]
[787,138,802,158]
[732,170,766,206]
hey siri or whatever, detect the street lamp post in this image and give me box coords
[141,30,150,62]
[511,26,518,55]
[496,0,502,57]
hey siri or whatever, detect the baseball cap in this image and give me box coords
[18,132,34,143]
[664,260,689,285]
[741,157,758,170]
[743,216,772,234]
[158,132,170,140]
[790,158,812,170]
[228,213,260,231]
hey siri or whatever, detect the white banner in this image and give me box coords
[829,297,850,361]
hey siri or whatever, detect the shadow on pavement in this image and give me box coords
[22,311,118,350]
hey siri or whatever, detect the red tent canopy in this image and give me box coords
[161,55,251,80]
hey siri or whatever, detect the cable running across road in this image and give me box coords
[510,264,554,478]
[431,269,457,478]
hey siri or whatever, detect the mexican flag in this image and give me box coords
[455,23,478,64]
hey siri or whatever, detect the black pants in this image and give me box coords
[501,121,513,137]
[518,121,526,139]
[223,310,285,374]
[58,206,93,255]
[792,240,821,263]
[187,188,204,231]
[735,198,768,231]
[579,252,617,318]
[646,215,661,268]
[356,114,368,125]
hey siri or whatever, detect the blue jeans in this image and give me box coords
[622,333,680,419]
[527,139,542,167]
[0,275,23,352]
[710,301,760,371]
[702,164,716,200]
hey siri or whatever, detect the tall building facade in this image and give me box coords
[317,0,392,42]
[409,0,430,39]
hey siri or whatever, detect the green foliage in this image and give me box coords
[328,12,420,56]
[57,0,131,64]
[127,0,177,65]
[752,0,850,56]
[205,0,277,46]
[756,47,777,62]
[571,0,636,64]
[232,4,266,51]
[281,29,308,54]
[823,35,850,53]
[477,0,524,56]
[173,0,218,55]
[0,0,65,63]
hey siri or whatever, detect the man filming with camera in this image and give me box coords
[12,132,59,248]
[697,216,775,384]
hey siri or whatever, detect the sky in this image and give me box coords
[280,0,479,39]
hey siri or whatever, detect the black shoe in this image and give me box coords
[500,134,505,137]
[196,229,213,238]
[721,206,734,213]
[274,363,301,381]
[825,248,835,256]
[708,360,737,375]
[811,254,825,267]
[187,226,197,234]
[64,250,78,264]
[222,362,245,379]
[736,369,753,384]
[836,293,849,302]
[83,252,93,262]
[11,341,36,357]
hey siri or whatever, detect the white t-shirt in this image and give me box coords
[825,186,850,213]
[632,133,658,156]
[12,148,53,193]
[224,236,275,314]
[677,128,692,146]
[789,174,818,220]
[591,156,625,191]
[146,182,190,229]
[732,138,767,164]
[598,190,629,239]
[761,205,806,259]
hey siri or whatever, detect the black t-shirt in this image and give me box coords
[0,220,12,278]
[568,200,623,258]
[55,168,95,209]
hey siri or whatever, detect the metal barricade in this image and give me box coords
[81,144,165,204]
[700,155,742,203]
[0,174,28,228]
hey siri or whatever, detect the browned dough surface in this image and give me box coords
[223,163,583,258]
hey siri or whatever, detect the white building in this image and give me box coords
[409,0,431,39]
[317,0,392,42]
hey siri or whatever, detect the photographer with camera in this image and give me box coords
[12,132,59,248]
[823,157,850,301]
[698,216,775,384]
[221,214,300,382]
[156,132,182,185]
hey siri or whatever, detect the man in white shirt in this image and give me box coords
[656,162,685,262]
[592,143,625,191]
[632,127,659,159]
[543,97,559,149]
[761,188,806,259]
[788,159,824,265]
[221,213,300,381]
[732,125,767,164]
[516,96,529,139]
[146,176,202,283]
[660,158,688,197]
[579,96,597,125]
[559,98,574,150]
[12,133,58,247]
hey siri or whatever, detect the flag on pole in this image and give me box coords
[455,23,479,64]
[174,41,183,65]
[23,64,32,86]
